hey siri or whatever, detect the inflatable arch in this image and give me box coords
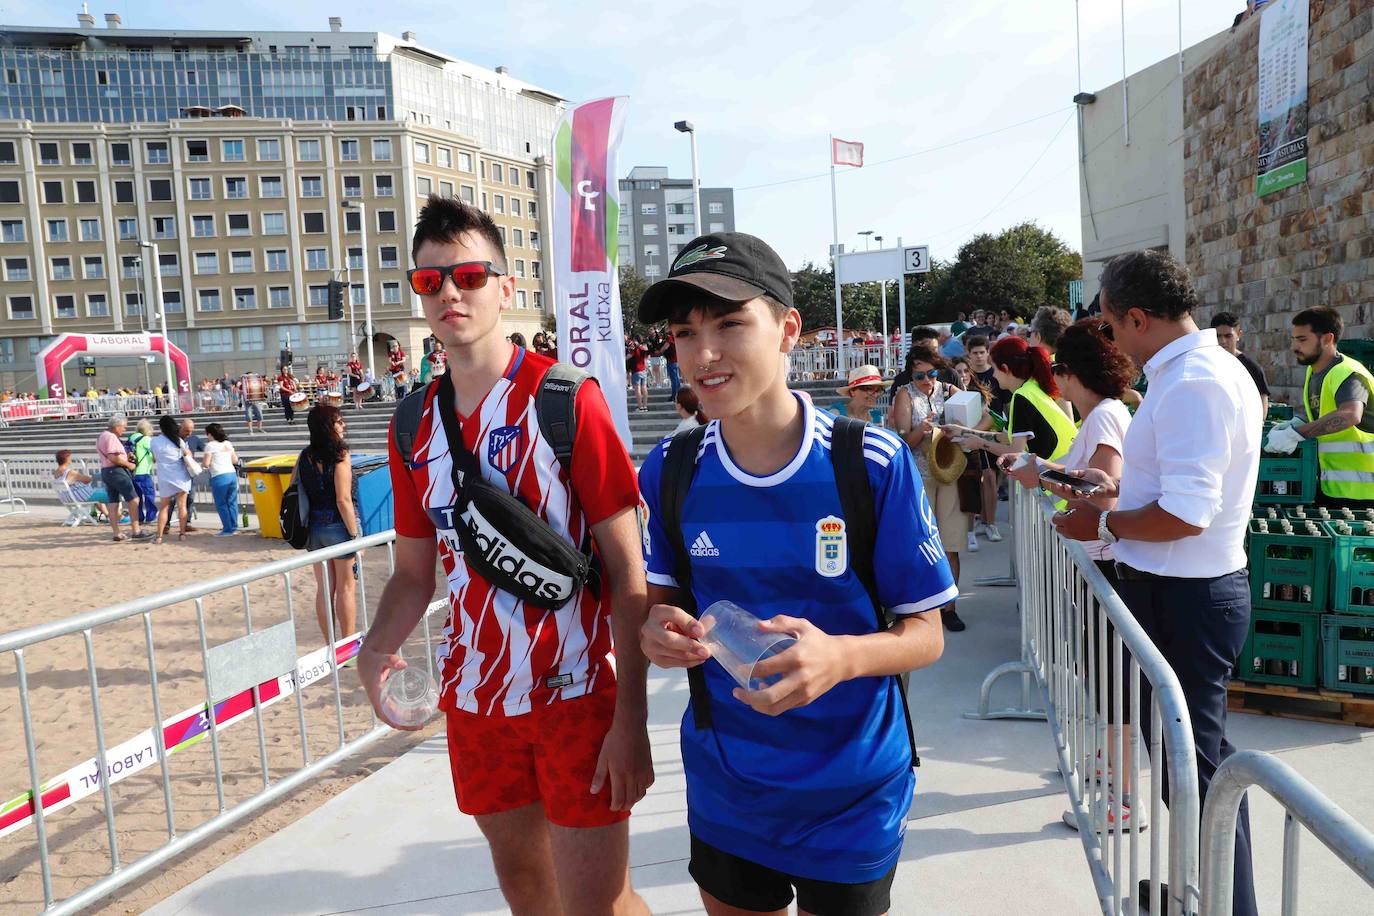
[36,332,191,400]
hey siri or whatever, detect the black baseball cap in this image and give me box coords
[637,232,794,324]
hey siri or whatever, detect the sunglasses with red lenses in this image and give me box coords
[406,261,505,295]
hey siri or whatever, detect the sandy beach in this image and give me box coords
[0,510,446,914]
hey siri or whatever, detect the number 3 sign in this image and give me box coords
[903,246,930,274]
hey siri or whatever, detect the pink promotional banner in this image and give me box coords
[552,97,632,449]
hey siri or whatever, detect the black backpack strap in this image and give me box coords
[659,424,713,730]
[535,363,588,477]
[391,380,438,466]
[829,415,920,768]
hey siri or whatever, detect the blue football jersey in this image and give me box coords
[638,393,956,883]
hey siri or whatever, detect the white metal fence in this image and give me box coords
[0,457,30,518]
[0,395,184,423]
[787,343,908,381]
[0,454,253,518]
[0,530,446,914]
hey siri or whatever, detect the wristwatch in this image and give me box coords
[1097,511,1118,545]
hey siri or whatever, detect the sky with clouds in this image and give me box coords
[8,0,1248,268]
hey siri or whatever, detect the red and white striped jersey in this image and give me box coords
[388,347,639,717]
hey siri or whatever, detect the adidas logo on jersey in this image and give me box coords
[689,531,721,558]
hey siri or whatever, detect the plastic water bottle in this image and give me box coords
[381,656,439,727]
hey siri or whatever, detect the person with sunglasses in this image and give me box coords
[360,196,653,916]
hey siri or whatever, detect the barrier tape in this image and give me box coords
[0,632,365,839]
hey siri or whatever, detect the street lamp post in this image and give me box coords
[674,120,701,238]
[858,230,874,251]
[139,241,176,412]
[133,257,152,391]
[874,235,889,371]
[341,201,374,378]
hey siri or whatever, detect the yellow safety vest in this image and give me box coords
[1303,355,1374,500]
[1008,378,1077,462]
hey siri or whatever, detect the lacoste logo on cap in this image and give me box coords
[673,244,728,272]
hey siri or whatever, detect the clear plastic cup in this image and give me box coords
[380,654,439,727]
[698,600,797,691]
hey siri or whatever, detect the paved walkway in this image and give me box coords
[147,518,1374,915]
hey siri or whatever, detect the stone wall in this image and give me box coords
[1183,0,1373,401]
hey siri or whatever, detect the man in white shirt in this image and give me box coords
[1050,250,1260,916]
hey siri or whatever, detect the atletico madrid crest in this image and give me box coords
[487,425,526,474]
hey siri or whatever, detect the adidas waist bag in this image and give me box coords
[436,375,590,611]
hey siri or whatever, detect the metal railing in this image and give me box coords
[970,484,1201,915]
[1200,750,1374,916]
[0,454,253,516]
[0,457,30,518]
[0,530,447,914]
[786,342,907,380]
[0,395,179,423]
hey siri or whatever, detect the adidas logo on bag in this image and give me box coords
[690,531,721,558]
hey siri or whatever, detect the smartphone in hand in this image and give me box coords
[1039,468,1103,496]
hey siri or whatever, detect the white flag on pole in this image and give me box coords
[832,137,864,167]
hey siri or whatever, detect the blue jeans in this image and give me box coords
[667,361,682,398]
[133,473,157,523]
[211,472,238,533]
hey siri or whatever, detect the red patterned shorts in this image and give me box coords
[444,687,627,828]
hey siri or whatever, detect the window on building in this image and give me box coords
[149,179,172,201]
[186,139,209,162]
[257,138,281,161]
[527,200,539,221]
[114,180,134,204]
[230,250,253,273]
[417,176,432,196]
[152,216,176,239]
[531,261,541,280]
[643,244,659,258]
[162,290,183,313]
[458,151,473,172]
[189,177,212,200]
[50,257,72,280]
[491,163,503,183]
[146,141,169,164]
[343,175,362,198]
[344,210,361,233]
[199,327,233,351]
[194,252,219,275]
[259,175,283,198]
[233,287,257,310]
[530,230,540,250]
[239,326,265,350]
[708,202,725,215]
[643,223,659,236]
[516,290,528,309]
[46,219,68,242]
[226,213,251,236]
[268,286,291,309]
[514,259,525,279]
[222,139,245,161]
[262,212,286,235]
[3,256,30,281]
[460,185,474,204]
[0,339,12,363]
[197,289,222,312]
[86,293,109,317]
[509,197,522,219]
[339,139,359,162]
[308,284,329,307]
[124,292,145,317]
[306,323,340,348]
[376,210,396,232]
[42,180,63,204]
[372,138,392,161]
[300,175,323,198]
[709,221,725,233]
[373,173,394,197]
[224,176,248,199]
[302,212,326,234]
[493,194,504,214]
[644,265,661,278]
[0,180,19,204]
[497,226,507,244]
[379,245,399,269]
[481,192,487,209]
[513,228,525,248]
[0,142,14,165]
[526,170,536,189]
[112,218,135,242]
[78,218,100,242]
[39,143,60,166]
[640,203,658,216]
[158,253,178,277]
[346,246,362,270]
[382,281,401,304]
[305,248,328,271]
[69,142,93,165]
[74,180,96,204]
[191,214,215,238]
[51,295,74,319]
[1,220,24,243]
[414,141,430,164]
[278,325,302,349]
[110,142,131,166]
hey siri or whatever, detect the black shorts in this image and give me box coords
[100,466,138,503]
[689,834,896,916]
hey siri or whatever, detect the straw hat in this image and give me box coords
[836,365,893,397]
[922,427,968,486]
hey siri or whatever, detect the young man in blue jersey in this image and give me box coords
[637,233,953,916]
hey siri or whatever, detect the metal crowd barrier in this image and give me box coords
[0,454,252,518]
[1200,750,1374,916]
[971,484,1201,915]
[0,531,448,914]
[0,457,30,518]
[786,343,906,381]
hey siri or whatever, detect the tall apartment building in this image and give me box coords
[617,166,735,279]
[0,15,560,391]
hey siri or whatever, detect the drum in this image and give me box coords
[356,380,372,395]
[241,374,267,403]
[288,391,308,406]
[323,390,343,407]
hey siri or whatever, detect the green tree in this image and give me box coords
[618,267,652,339]
[791,261,890,332]
[934,223,1082,322]
[998,222,1083,313]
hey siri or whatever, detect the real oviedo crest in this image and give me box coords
[487,425,526,474]
[815,515,848,578]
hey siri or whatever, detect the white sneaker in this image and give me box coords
[1062,797,1147,833]
[966,532,980,552]
[984,524,1004,542]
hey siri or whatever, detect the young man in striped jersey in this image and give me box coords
[637,232,951,916]
[359,196,652,915]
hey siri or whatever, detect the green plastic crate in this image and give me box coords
[1248,518,1331,613]
[1255,423,1320,505]
[1322,519,1374,615]
[1320,614,1374,696]
[1266,403,1295,422]
[1239,608,1320,688]
[1336,338,1374,366]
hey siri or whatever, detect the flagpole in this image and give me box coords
[829,135,845,375]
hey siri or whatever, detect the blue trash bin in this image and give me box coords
[351,454,394,535]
